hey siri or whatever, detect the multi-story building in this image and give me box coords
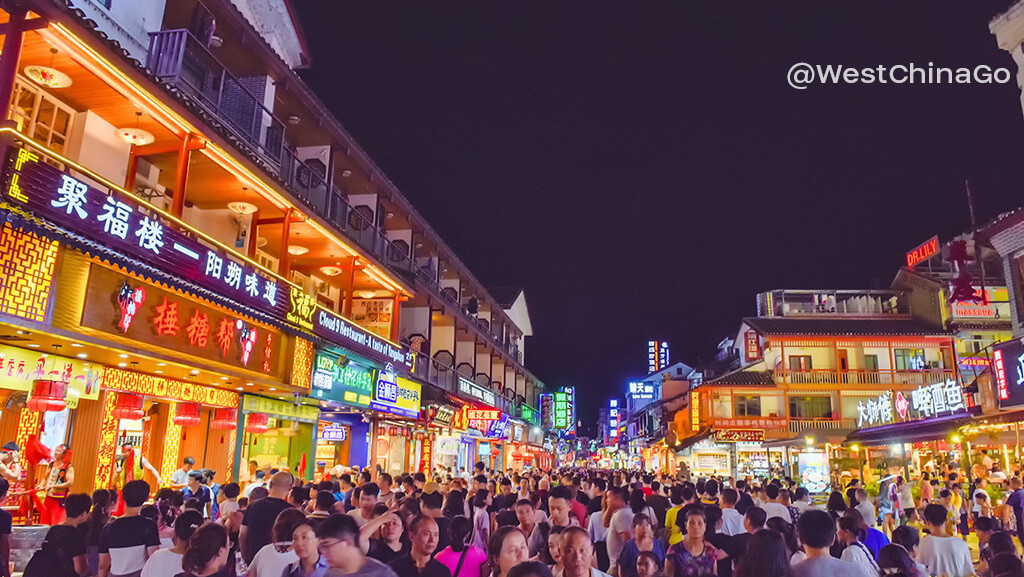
[0,0,546,523]
[674,289,958,481]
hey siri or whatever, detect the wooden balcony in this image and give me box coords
[788,418,856,432]
[778,369,955,387]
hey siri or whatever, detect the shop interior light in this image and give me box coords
[70,343,83,347]
[227,201,258,215]
[952,435,961,442]
[319,265,344,277]
[805,436,814,446]
[287,245,309,256]
[76,353,87,359]
[356,290,378,300]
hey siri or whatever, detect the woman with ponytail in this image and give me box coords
[837,517,877,577]
[176,522,230,577]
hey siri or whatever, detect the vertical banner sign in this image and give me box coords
[540,394,554,429]
[744,330,761,362]
[554,392,568,429]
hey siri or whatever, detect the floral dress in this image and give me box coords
[667,541,717,577]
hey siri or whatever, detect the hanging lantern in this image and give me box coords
[211,408,237,430]
[26,380,68,412]
[245,413,269,434]
[430,432,436,441]
[111,392,144,420]
[416,432,425,441]
[389,427,397,436]
[172,403,201,426]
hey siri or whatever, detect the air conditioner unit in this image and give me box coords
[134,158,169,210]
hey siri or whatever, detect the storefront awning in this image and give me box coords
[842,409,979,446]
[762,428,855,448]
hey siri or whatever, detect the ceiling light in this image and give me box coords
[319,265,343,276]
[190,369,200,375]
[15,331,23,335]
[25,50,71,88]
[118,362,127,367]
[269,388,277,391]
[236,387,244,391]
[227,201,258,215]
[287,245,309,256]
[155,370,163,374]
[287,115,300,125]
[246,382,254,387]
[119,354,129,359]
[356,290,377,299]
[220,376,229,380]
[71,343,83,348]
[157,362,166,366]
[257,237,268,248]
[27,344,39,348]
[76,353,87,359]
[341,170,352,177]
[116,111,154,145]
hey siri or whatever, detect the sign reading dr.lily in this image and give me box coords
[856,381,965,428]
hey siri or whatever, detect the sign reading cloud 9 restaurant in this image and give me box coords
[856,381,966,428]
[311,352,372,407]
[370,366,421,418]
[71,263,288,381]
[314,308,414,371]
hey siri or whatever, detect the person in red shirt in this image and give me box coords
[560,477,588,530]
[640,475,654,498]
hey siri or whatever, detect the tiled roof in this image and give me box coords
[703,368,776,387]
[744,317,950,337]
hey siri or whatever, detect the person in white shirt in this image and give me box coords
[141,510,202,577]
[562,526,612,577]
[244,470,267,498]
[168,457,194,490]
[916,503,974,577]
[792,487,817,512]
[972,478,990,516]
[720,488,745,536]
[837,517,878,577]
[854,489,876,527]
[982,449,994,472]
[605,487,634,575]
[761,484,793,523]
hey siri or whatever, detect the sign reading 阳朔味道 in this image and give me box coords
[242,395,319,423]
[313,308,414,371]
[74,264,288,381]
[311,353,373,407]
[0,344,102,408]
[458,376,496,406]
[370,370,420,418]
[1,148,292,323]
[713,429,764,443]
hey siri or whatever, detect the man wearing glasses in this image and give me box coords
[318,513,399,577]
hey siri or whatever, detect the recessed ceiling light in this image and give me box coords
[190,369,200,375]
[119,354,129,359]
[157,362,166,367]
[269,388,276,391]
[27,344,39,348]
[155,370,163,374]
[246,382,254,386]
[71,343,83,348]
[287,245,309,256]
[236,387,244,391]
[83,363,90,367]
[41,353,48,358]
[76,353,87,359]
[219,376,229,380]
[15,330,23,335]
[118,362,127,367]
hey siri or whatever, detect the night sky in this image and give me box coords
[294,1,1024,435]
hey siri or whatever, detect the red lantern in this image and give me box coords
[389,427,397,436]
[172,403,201,426]
[26,380,68,412]
[210,408,237,430]
[111,393,144,420]
[245,413,269,434]
[416,432,425,441]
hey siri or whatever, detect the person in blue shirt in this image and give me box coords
[844,508,888,560]
[1005,476,1024,537]
[182,471,212,518]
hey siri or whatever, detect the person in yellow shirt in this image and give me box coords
[937,489,958,537]
[664,486,684,545]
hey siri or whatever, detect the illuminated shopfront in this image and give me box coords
[372,371,423,476]
[235,395,319,479]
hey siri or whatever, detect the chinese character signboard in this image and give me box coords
[628,381,656,401]
[370,372,420,418]
[104,368,239,407]
[431,405,455,426]
[0,343,101,408]
[321,425,348,442]
[909,380,966,418]
[744,330,761,362]
[486,413,510,438]
[714,429,764,443]
[311,353,373,407]
[1,148,290,322]
[74,264,288,381]
[540,394,554,429]
[994,339,1024,409]
[458,377,496,406]
[519,404,537,425]
[553,390,574,430]
[951,287,1008,319]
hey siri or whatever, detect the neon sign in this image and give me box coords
[311,353,372,407]
[910,380,966,418]
[287,286,316,331]
[628,381,655,400]
[906,236,939,268]
[321,425,348,442]
[466,409,501,421]
[117,281,146,332]
[995,349,1009,401]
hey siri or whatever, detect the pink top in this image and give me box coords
[435,545,488,577]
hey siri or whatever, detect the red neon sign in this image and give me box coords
[994,349,1009,400]
[466,409,501,421]
[906,236,939,268]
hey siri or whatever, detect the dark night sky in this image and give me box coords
[294,1,1024,435]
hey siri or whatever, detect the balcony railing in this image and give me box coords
[146,29,525,367]
[412,352,533,418]
[778,369,955,386]
[788,418,856,432]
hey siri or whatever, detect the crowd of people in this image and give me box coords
[19,458,1024,577]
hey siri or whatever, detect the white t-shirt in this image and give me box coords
[855,501,876,526]
[840,542,878,577]
[721,508,745,536]
[790,551,807,567]
[170,469,189,487]
[588,511,608,542]
[607,507,634,571]
[140,548,183,577]
[762,502,793,523]
[917,534,974,577]
[250,543,299,577]
[972,488,989,513]
[244,481,266,498]
[794,500,818,512]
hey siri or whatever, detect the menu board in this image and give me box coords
[352,299,393,339]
